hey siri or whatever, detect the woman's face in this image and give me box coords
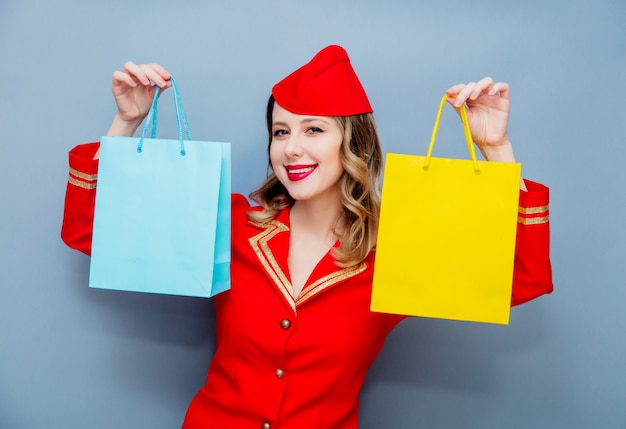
[269,102,345,206]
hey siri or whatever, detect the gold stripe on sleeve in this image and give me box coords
[68,175,97,190]
[518,215,550,225]
[69,168,98,182]
[519,205,549,215]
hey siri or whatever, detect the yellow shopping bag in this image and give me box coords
[371,94,521,324]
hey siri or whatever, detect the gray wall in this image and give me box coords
[1,0,625,428]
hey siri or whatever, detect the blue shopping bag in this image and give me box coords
[90,78,231,297]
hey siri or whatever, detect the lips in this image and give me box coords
[285,164,317,181]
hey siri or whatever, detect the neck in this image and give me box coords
[290,198,345,245]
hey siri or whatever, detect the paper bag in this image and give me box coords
[90,78,231,297]
[371,94,521,324]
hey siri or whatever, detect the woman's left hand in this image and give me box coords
[446,77,514,162]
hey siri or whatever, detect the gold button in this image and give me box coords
[275,368,284,378]
[262,423,271,429]
[280,319,291,330]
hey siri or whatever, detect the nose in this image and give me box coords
[284,134,304,158]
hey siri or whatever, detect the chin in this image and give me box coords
[288,192,315,202]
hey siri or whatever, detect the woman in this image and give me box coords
[62,45,552,428]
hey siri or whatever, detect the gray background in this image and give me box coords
[1,0,625,428]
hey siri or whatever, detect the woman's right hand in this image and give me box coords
[106,62,172,137]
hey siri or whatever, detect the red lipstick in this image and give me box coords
[285,164,317,181]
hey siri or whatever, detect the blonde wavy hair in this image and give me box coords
[248,96,383,267]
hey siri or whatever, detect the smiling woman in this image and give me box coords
[60,45,553,428]
[251,94,383,269]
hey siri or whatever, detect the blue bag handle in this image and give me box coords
[137,77,192,156]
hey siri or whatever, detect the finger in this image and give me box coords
[121,61,151,86]
[470,76,495,99]
[446,83,474,107]
[139,63,171,88]
[488,82,510,99]
[149,63,172,82]
[446,83,466,95]
[454,82,477,107]
[112,70,138,88]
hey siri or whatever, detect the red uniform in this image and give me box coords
[62,142,553,429]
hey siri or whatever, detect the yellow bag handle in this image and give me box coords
[423,94,480,174]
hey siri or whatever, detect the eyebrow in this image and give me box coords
[272,118,330,127]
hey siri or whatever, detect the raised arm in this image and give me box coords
[445,77,527,190]
[447,77,553,304]
[95,62,173,159]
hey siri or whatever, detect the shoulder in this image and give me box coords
[232,193,251,210]
[231,193,265,225]
[232,193,252,220]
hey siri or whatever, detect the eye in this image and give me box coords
[273,129,289,137]
[306,127,324,134]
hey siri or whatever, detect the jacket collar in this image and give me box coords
[247,207,367,313]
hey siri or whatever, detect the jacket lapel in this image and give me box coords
[247,208,367,312]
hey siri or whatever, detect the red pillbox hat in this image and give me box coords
[272,45,373,116]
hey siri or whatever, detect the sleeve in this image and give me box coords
[60,142,100,255]
[510,179,554,306]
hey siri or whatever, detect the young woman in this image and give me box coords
[62,45,552,429]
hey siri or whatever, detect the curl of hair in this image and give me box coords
[248,96,383,268]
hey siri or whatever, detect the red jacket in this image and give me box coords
[62,142,553,429]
